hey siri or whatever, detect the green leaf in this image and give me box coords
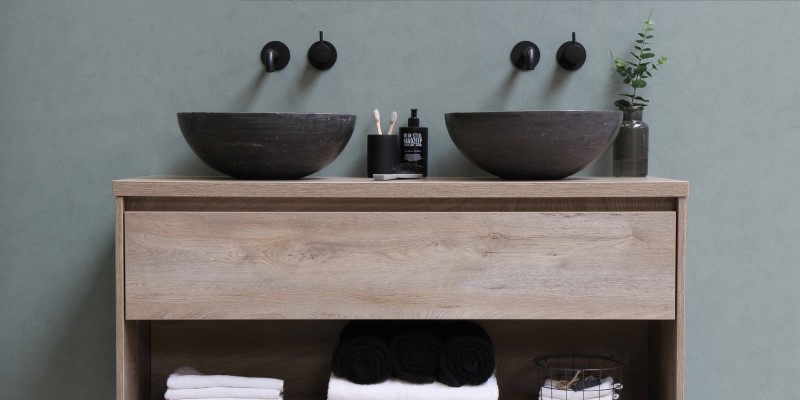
[634,96,649,102]
[641,53,655,59]
[634,66,647,75]
[631,79,647,88]
[618,94,635,98]
[630,52,640,60]
[627,61,638,66]
[638,33,645,38]
[633,102,648,107]
[645,27,654,31]
[645,71,653,78]
[651,65,658,70]
[634,46,641,51]
[643,48,651,51]
[646,35,654,39]
[623,77,631,84]
[635,39,644,44]
[615,99,632,109]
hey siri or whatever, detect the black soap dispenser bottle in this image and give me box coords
[398,109,428,176]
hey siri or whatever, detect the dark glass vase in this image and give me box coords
[613,109,649,177]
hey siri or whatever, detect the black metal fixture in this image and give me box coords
[510,41,540,71]
[307,31,337,70]
[261,41,290,72]
[556,32,587,71]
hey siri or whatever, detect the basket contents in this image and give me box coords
[539,376,621,400]
[536,355,624,400]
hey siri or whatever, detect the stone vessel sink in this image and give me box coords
[177,112,356,179]
[444,111,622,180]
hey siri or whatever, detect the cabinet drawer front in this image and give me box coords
[125,212,676,320]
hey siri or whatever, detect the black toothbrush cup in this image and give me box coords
[367,134,400,177]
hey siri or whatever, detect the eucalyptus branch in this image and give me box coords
[613,13,668,111]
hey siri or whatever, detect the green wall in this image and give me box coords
[2,1,798,399]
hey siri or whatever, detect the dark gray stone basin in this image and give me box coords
[444,111,622,180]
[177,112,356,179]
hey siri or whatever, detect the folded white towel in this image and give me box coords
[327,373,499,400]
[539,377,616,400]
[164,387,282,400]
[167,366,284,390]
[540,396,615,400]
[172,398,283,400]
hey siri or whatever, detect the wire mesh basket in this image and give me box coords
[535,354,624,400]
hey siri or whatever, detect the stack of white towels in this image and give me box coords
[165,367,283,400]
[539,377,621,400]
[327,373,499,400]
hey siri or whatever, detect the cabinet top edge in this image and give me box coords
[113,176,688,198]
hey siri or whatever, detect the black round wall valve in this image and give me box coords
[511,41,540,71]
[261,41,290,72]
[307,31,337,70]
[556,32,587,71]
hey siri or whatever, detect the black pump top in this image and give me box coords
[408,109,420,127]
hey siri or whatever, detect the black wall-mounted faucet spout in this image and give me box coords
[522,47,536,70]
[510,41,540,71]
[260,41,290,72]
[263,48,276,72]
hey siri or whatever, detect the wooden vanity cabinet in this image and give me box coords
[113,177,688,400]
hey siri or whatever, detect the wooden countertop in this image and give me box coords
[113,176,688,198]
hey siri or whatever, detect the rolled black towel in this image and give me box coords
[437,321,495,387]
[389,321,443,384]
[331,321,392,384]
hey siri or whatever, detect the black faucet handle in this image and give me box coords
[557,32,587,71]
[511,41,540,71]
[308,31,337,70]
[261,41,291,72]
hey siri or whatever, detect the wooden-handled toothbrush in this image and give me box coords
[373,109,383,135]
[386,111,398,136]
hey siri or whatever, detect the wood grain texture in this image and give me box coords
[113,176,689,198]
[115,180,688,400]
[126,196,676,212]
[675,197,687,400]
[649,197,686,400]
[125,211,676,320]
[149,320,651,400]
[116,197,125,400]
[117,198,151,400]
[651,320,679,400]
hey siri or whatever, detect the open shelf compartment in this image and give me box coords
[122,319,679,400]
